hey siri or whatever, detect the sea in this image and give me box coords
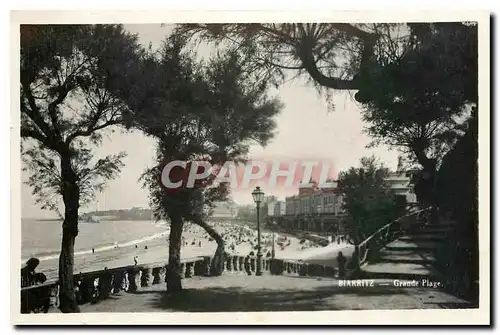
[21,217,353,281]
[21,218,169,262]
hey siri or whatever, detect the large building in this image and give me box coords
[272,200,286,217]
[285,181,344,216]
[270,171,416,233]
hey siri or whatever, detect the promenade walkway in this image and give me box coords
[360,219,455,281]
[60,274,472,313]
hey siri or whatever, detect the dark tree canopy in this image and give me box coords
[176,23,378,91]
[338,156,406,244]
[355,22,477,169]
[121,34,282,289]
[21,25,144,212]
[127,35,282,221]
[20,24,145,312]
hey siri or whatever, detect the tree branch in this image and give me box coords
[298,42,357,90]
[20,82,53,138]
[65,117,121,144]
[20,126,48,144]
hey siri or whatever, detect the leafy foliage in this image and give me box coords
[22,145,126,218]
[21,25,143,215]
[123,34,283,284]
[20,24,145,311]
[129,35,283,223]
[176,23,378,92]
[355,22,477,169]
[338,156,406,244]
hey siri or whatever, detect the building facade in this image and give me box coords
[284,182,345,217]
[272,171,416,233]
[385,172,417,203]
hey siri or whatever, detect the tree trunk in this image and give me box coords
[413,147,439,219]
[166,213,184,293]
[58,155,80,313]
[191,216,225,276]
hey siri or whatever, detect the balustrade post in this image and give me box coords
[185,262,194,278]
[180,263,186,279]
[354,244,361,270]
[270,259,284,275]
[299,264,308,276]
[221,258,227,273]
[128,268,139,292]
[307,264,313,276]
[50,284,60,310]
[232,256,238,271]
[244,257,252,275]
[250,257,256,273]
[203,257,212,276]
[238,256,244,272]
[98,271,112,299]
[193,260,204,276]
[226,257,232,271]
[141,267,152,287]
[80,276,95,303]
[123,273,130,292]
[113,270,125,293]
[152,267,161,285]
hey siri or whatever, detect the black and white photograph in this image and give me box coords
[11,10,490,325]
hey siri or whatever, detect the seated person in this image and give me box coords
[20,258,51,313]
[21,257,41,288]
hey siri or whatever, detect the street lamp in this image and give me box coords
[271,220,276,259]
[252,186,265,276]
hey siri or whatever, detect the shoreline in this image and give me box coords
[23,221,354,280]
[21,230,170,264]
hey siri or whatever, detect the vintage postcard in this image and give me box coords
[11,10,490,325]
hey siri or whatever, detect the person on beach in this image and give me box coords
[92,248,95,254]
[134,256,138,266]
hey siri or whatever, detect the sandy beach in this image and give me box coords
[27,221,352,280]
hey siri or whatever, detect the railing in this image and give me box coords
[21,253,340,313]
[347,207,431,277]
[221,254,338,278]
[20,256,207,314]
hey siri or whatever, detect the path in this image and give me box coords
[360,219,455,281]
[59,274,473,313]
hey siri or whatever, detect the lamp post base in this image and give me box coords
[256,252,263,276]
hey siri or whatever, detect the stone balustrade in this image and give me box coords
[20,256,206,314]
[215,254,337,279]
[20,254,338,313]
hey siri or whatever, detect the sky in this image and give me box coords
[21,24,400,219]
